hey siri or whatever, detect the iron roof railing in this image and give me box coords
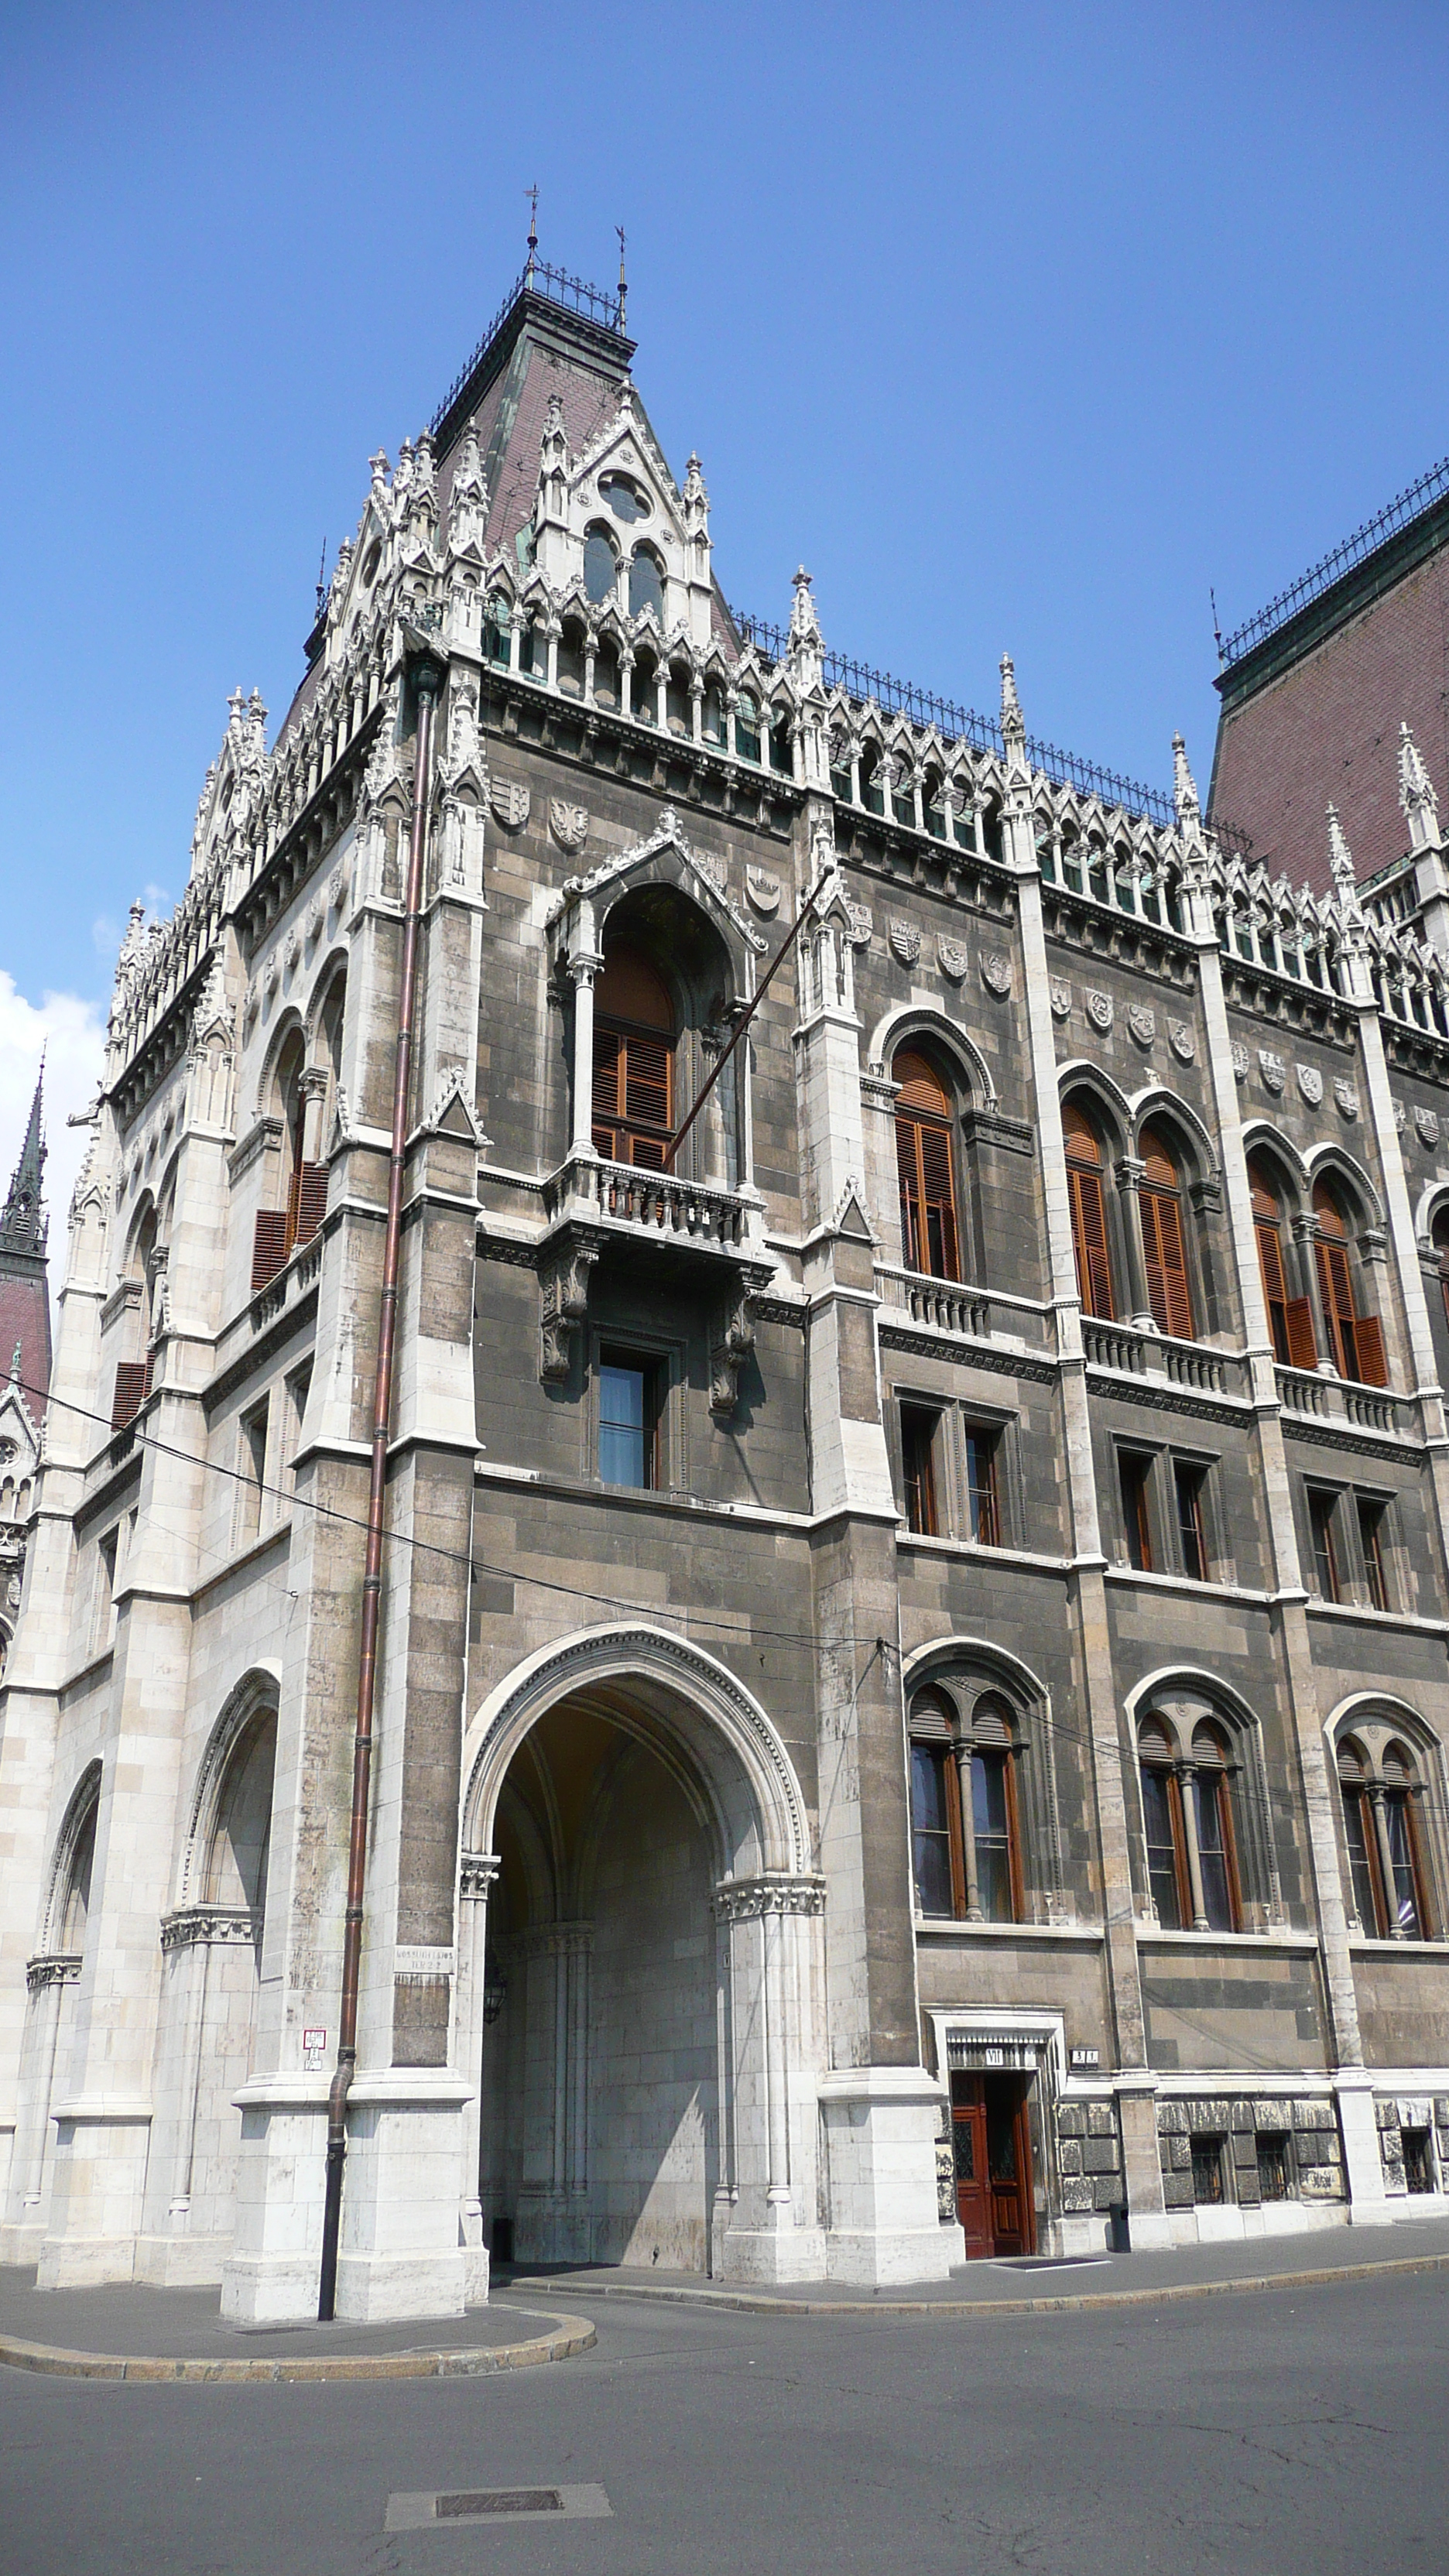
[1218,450,1449,668]
[429,259,625,439]
[731,607,1175,826]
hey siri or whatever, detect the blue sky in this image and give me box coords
[4,0,1449,1211]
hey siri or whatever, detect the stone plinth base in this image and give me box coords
[36,2099,152,2287]
[221,2067,474,2325]
[717,2214,827,2284]
[1337,2078,1394,2225]
[135,2228,231,2288]
[819,2067,955,2286]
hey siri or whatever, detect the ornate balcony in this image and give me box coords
[875,1265,1058,1362]
[535,1152,770,1415]
[1081,1315,1251,1402]
[1275,1364,1408,1438]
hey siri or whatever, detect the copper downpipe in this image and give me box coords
[318,659,441,2322]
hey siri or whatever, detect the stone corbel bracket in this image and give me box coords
[708,1260,772,1420]
[539,1223,603,1384]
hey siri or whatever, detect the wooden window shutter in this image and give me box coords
[623,1031,671,1138]
[1141,1185,1194,1339]
[1284,1296,1319,1371]
[1067,1163,1114,1318]
[895,1101,960,1283]
[111,1360,150,1432]
[294,1161,329,1249]
[1315,1237,1355,1373]
[1354,1313,1389,1386]
[1255,1217,1288,1310]
[252,1209,289,1294]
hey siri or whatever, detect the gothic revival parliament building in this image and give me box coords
[4,252,1449,2323]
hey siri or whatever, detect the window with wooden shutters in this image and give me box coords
[1063,1103,1115,1318]
[1139,1125,1195,1340]
[1338,1738,1385,1933]
[110,1357,153,1432]
[892,1049,961,1281]
[1312,1181,1386,1385]
[1249,1155,1317,1367]
[591,945,676,1169]
[1138,1718,1188,1929]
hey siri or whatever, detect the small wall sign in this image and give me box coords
[1068,2046,1100,2069]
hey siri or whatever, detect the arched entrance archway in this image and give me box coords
[458,1628,825,2284]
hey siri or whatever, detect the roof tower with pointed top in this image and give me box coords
[0,1064,52,1422]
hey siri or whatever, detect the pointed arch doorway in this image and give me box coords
[458,1629,825,2284]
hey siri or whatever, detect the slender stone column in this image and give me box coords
[1171,757,1387,2217]
[454,1852,499,2294]
[567,954,603,1159]
[1000,663,1167,2244]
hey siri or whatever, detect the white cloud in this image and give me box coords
[0,975,108,1315]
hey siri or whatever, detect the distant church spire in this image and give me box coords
[0,1057,51,1420]
[0,1060,46,1262]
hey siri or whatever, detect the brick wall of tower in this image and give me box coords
[1211,547,1449,893]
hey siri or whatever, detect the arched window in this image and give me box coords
[1312,1180,1387,1386]
[1139,1123,1195,1340]
[583,528,618,607]
[893,1049,960,1281]
[628,548,665,625]
[557,617,586,697]
[484,594,512,666]
[1249,1155,1317,1368]
[206,1707,277,1930]
[1064,1102,1115,1318]
[1138,1718,1187,1929]
[591,946,676,1169]
[1189,1721,1241,1932]
[1338,1733,1434,1938]
[734,691,761,762]
[907,1686,1023,1923]
[1139,1711,1242,1931]
[1432,1205,1449,1331]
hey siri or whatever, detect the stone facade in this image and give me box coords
[2,259,1449,2323]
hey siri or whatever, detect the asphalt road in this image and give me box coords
[4,2272,1447,2575]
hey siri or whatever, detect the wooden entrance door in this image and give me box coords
[951,2074,992,2256]
[951,2071,1036,2257]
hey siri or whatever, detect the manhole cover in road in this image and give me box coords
[386,2484,611,2530]
[440,2490,563,2517]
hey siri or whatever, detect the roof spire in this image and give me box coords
[1326,802,1360,903]
[999,653,1026,766]
[1399,718,1440,849]
[1172,730,1201,827]
[0,1057,46,1262]
[616,224,627,331]
[526,183,539,283]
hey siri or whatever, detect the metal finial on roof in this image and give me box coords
[526,184,539,283]
[316,540,328,620]
[616,224,627,330]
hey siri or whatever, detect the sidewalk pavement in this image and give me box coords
[505,2206,1449,2316]
[0,2266,594,2382]
[3,2210,1447,2379]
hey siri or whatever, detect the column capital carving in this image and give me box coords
[459,1851,502,1899]
[159,1905,259,1953]
[714,1872,827,1923]
[26,1951,82,1993]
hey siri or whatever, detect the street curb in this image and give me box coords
[0,2303,596,2383]
[508,2250,1449,2321]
